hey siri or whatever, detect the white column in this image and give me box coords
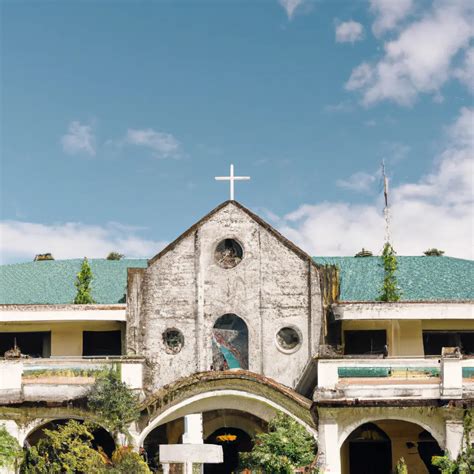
[318,418,341,474]
[445,420,464,460]
[441,350,462,399]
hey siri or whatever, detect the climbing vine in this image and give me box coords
[0,425,22,470]
[378,243,401,302]
[432,410,474,474]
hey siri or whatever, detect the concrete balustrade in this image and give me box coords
[317,355,473,401]
[0,357,145,403]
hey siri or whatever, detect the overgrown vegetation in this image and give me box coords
[87,370,141,442]
[21,421,150,474]
[21,420,104,473]
[101,446,150,473]
[432,410,474,474]
[106,252,124,261]
[33,253,54,261]
[0,425,23,471]
[239,413,317,474]
[74,257,95,304]
[395,457,408,474]
[424,248,445,256]
[378,242,401,302]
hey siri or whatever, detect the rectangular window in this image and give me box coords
[82,330,122,356]
[344,330,387,355]
[0,332,51,358]
[423,331,474,355]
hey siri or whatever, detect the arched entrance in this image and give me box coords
[341,420,443,474]
[204,427,253,474]
[24,419,115,457]
[418,430,443,474]
[212,314,248,370]
[346,423,391,474]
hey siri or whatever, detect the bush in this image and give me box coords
[0,425,22,470]
[239,413,317,474]
[106,252,124,261]
[101,446,151,473]
[21,420,104,473]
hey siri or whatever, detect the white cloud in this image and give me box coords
[125,128,181,159]
[279,0,305,20]
[61,121,96,156]
[347,1,474,106]
[278,108,474,259]
[336,171,377,193]
[335,21,364,43]
[0,221,167,264]
[370,0,414,36]
[454,47,474,93]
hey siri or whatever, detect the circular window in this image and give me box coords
[215,239,243,269]
[276,327,301,352]
[162,328,184,354]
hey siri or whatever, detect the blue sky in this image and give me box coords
[1,0,473,262]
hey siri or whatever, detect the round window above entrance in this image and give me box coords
[162,328,184,354]
[276,327,301,353]
[215,239,243,269]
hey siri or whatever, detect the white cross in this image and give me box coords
[215,164,250,201]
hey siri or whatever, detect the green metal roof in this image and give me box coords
[0,256,472,305]
[0,259,147,305]
[313,256,474,302]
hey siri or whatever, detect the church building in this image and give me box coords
[0,198,473,473]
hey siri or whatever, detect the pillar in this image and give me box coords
[445,420,464,460]
[318,418,341,474]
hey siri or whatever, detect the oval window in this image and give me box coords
[215,239,243,269]
[162,328,184,354]
[276,327,301,352]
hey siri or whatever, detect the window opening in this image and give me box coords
[162,328,184,354]
[423,331,474,356]
[212,314,248,370]
[0,332,51,358]
[82,330,122,357]
[344,330,387,355]
[215,239,243,269]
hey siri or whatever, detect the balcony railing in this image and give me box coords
[0,356,144,404]
[315,355,474,401]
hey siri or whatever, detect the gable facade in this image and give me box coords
[126,201,323,391]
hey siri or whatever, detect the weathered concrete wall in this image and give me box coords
[127,202,323,392]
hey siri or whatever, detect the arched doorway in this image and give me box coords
[341,420,443,474]
[212,314,248,370]
[24,419,115,457]
[347,423,391,474]
[418,430,443,474]
[204,427,252,474]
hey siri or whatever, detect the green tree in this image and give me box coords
[87,370,141,443]
[0,425,23,470]
[74,257,95,304]
[378,242,401,302]
[432,410,474,474]
[239,413,317,474]
[106,252,124,261]
[21,420,105,473]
